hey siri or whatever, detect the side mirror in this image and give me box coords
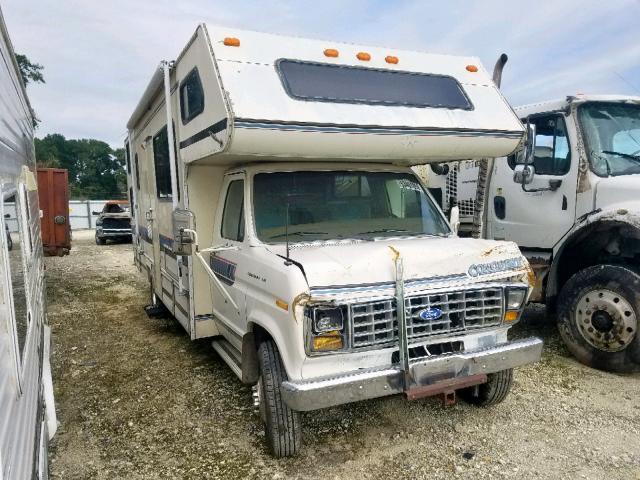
[449,205,460,236]
[514,164,535,185]
[172,209,196,255]
[92,211,101,216]
[3,213,9,219]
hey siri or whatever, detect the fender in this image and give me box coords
[547,206,640,306]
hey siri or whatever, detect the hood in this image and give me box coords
[273,236,525,289]
[596,174,640,211]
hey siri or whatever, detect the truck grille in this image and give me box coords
[350,287,503,349]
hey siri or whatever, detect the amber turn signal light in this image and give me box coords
[466,64,478,72]
[356,52,371,61]
[504,311,519,322]
[324,48,339,58]
[385,56,399,64]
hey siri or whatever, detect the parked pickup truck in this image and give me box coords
[93,200,132,245]
[126,25,543,456]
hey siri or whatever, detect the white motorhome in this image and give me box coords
[126,25,542,457]
[422,94,640,373]
[0,6,57,479]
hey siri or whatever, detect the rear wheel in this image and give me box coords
[557,265,640,372]
[257,340,301,457]
[459,369,513,406]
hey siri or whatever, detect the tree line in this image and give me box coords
[17,53,127,200]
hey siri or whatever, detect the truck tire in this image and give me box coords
[557,265,640,372]
[257,339,301,457]
[95,234,106,245]
[459,369,513,406]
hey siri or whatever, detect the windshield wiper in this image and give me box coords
[602,150,640,163]
[268,231,328,240]
[356,228,415,236]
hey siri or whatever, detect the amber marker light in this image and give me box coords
[356,52,371,61]
[466,64,478,72]
[324,48,339,58]
[276,299,289,312]
[504,311,519,322]
[385,55,399,64]
[312,331,344,351]
[223,37,240,47]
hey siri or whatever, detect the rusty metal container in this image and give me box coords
[37,168,71,256]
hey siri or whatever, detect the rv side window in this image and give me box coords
[3,191,30,367]
[276,59,472,110]
[180,68,205,124]
[152,126,180,199]
[221,180,245,242]
[125,141,131,174]
[134,153,140,190]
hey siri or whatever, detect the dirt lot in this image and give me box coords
[46,231,640,479]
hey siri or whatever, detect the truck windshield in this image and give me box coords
[579,102,640,176]
[253,171,450,243]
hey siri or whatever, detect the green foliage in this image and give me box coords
[15,53,45,85]
[35,134,127,200]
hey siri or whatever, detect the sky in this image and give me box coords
[3,0,640,148]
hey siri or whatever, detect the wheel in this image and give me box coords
[257,339,301,457]
[95,234,106,245]
[459,369,513,406]
[557,265,640,372]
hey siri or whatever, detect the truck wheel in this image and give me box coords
[257,339,301,457]
[95,234,106,245]
[459,369,513,406]
[557,265,640,372]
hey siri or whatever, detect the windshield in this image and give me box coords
[579,102,640,176]
[253,171,450,243]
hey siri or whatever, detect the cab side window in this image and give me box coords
[221,180,245,242]
[530,115,571,175]
[508,115,571,176]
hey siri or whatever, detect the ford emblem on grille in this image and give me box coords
[417,307,443,321]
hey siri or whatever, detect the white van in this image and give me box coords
[126,25,542,457]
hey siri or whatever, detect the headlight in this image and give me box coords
[504,286,528,323]
[307,306,347,353]
[313,307,344,333]
[506,287,527,310]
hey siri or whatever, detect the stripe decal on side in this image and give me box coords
[234,118,523,139]
[179,118,228,149]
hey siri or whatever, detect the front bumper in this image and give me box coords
[281,337,542,411]
[98,229,132,237]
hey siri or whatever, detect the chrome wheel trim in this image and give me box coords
[576,288,637,352]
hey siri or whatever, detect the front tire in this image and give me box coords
[459,369,513,406]
[95,234,106,245]
[557,265,640,372]
[257,340,301,457]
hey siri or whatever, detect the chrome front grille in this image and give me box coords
[350,287,503,349]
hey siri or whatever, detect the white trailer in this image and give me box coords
[126,24,542,457]
[0,6,56,479]
[421,94,640,372]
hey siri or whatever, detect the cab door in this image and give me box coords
[210,174,248,351]
[487,113,579,249]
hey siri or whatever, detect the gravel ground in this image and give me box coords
[47,231,640,479]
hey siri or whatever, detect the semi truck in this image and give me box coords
[422,94,640,373]
[125,24,542,457]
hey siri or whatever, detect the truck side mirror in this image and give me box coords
[513,164,535,185]
[92,211,101,215]
[449,205,460,235]
[3,213,9,218]
[172,209,196,255]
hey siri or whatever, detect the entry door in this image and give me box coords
[133,142,155,271]
[209,174,248,350]
[487,114,579,249]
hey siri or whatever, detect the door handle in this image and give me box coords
[562,195,568,211]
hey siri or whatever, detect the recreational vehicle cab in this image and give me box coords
[126,25,542,456]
